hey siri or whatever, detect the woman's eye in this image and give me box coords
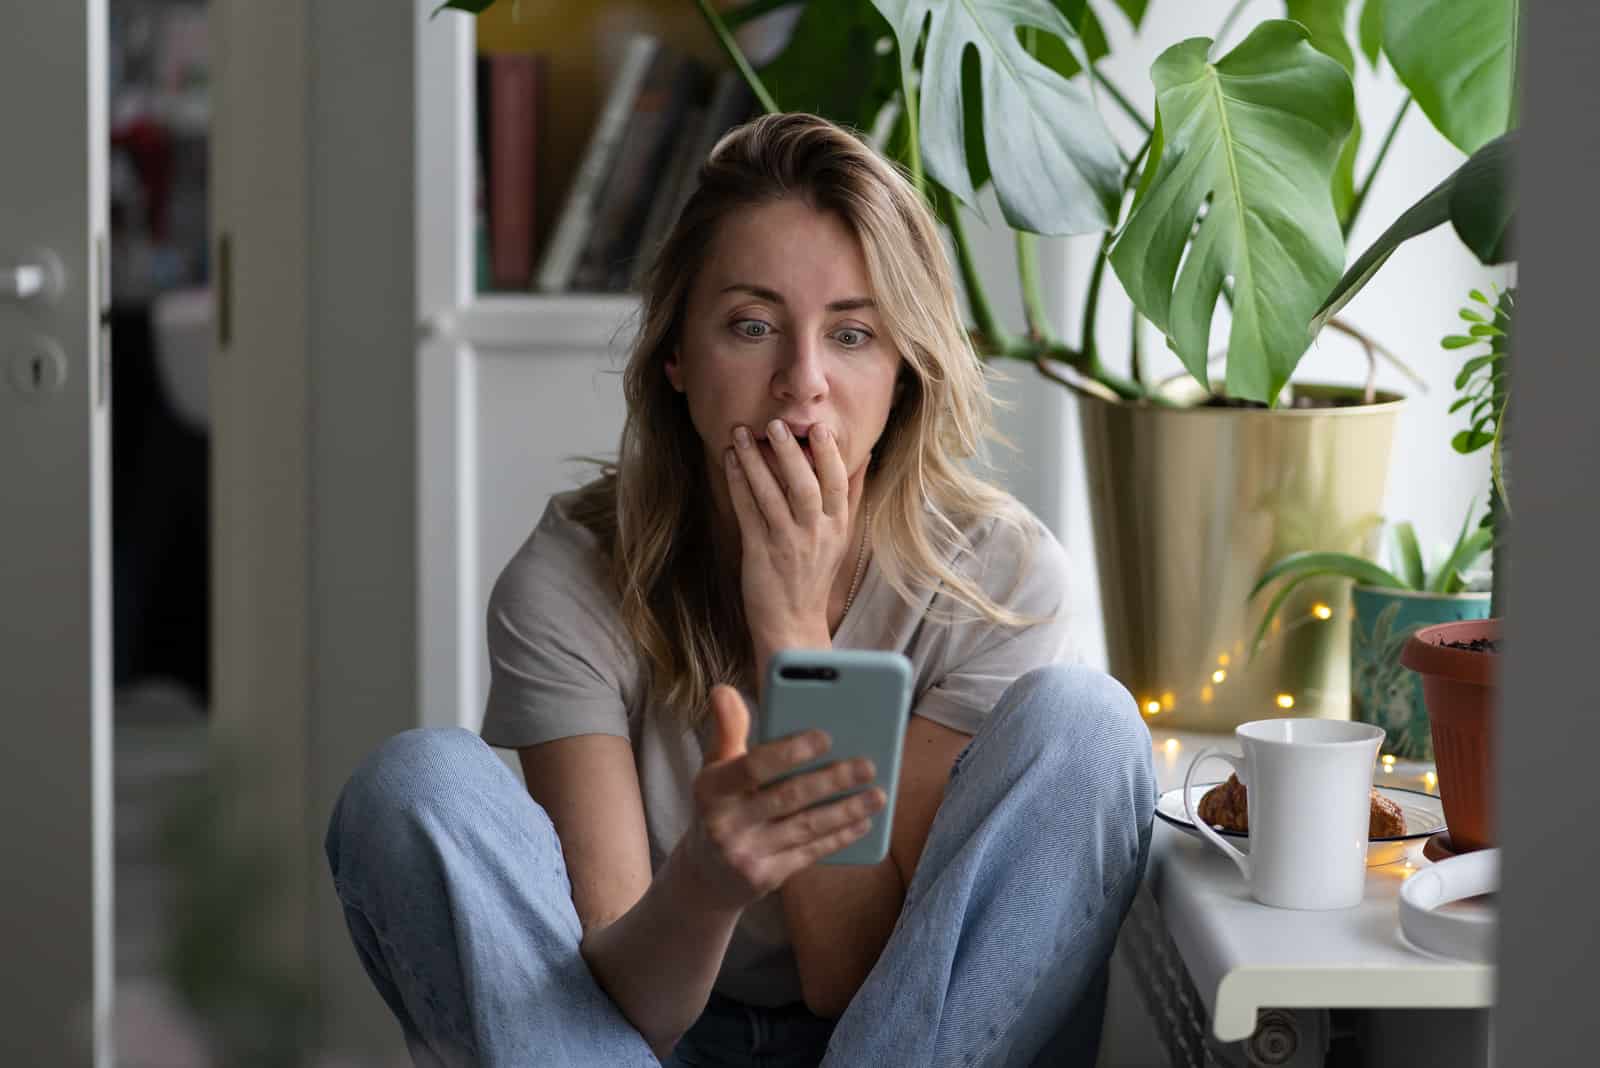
[733,319,771,339]
[834,328,871,347]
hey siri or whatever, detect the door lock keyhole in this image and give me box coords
[7,338,67,394]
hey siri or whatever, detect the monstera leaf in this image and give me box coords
[1109,20,1354,403]
[1286,0,1361,225]
[1311,131,1515,333]
[872,0,1123,235]
[952,2,1115,195]
[1358,0,1386,66]
[1384,0,1519,155]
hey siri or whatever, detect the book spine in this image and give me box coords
[606,58,707,291]
[576,52,705,292]
[534,34,660,294]
[487,53,544,291]
[474,56,492,293]
[628,104,706,291]
[683,70,757,206]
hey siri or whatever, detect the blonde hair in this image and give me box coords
[569,112,1039,728]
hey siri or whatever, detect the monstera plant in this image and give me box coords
[736,0,1362,405]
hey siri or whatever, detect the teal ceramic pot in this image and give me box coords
[1351,586,1492,760]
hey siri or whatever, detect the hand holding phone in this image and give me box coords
[758,649,912,865]
[678,684,890,911]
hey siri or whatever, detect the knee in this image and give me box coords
[998,665,1148,758]
[991,664,1155,820]
[325,727,520,882]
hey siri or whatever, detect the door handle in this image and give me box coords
[2,249,65,303]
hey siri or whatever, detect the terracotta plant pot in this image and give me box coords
[1399,618,1501,852]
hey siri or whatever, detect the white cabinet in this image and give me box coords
[416,8,640,729]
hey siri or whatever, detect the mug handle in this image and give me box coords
[1183,748,1251,882]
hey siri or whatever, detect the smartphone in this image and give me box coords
[758,648,913,865]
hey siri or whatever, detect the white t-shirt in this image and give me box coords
[479,489,1075,1006]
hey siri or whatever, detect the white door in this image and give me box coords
[0,2,114,1065]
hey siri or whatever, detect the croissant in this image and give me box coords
[1196,773,1406,837]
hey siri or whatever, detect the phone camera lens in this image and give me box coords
[777,665,840,681]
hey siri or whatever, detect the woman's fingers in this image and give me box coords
[812,423,850,520]
[771,805,883,869]
[732,425,793,528]
[695,726,830,801]
[724,446,769,541]
[764,420,823,522]
[751,754,877,823]
[761,780,885,851]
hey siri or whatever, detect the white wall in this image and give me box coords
[473,343,632,714]
[961,0,1506,670]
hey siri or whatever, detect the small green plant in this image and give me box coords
[1444,285,1513,518]
[1248,511,1492,655]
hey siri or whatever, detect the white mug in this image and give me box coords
[1183,718,1385,910]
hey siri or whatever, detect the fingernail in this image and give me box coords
[812,423,830,442]
[768,419,789,442]
[734,426,751,448]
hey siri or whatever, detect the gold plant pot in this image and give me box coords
[1074,381,1406,733]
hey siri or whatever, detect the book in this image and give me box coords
[534,34,661,293]
[628,70,757,291]
[628,103,705,290]
[474,56,492,293]
[572,48,706,293]
[485,52,546,291]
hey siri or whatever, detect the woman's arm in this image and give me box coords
[519,735,734,1056]
[778,712,971,1017]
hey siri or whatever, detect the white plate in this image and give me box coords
[1156,782,1447,867]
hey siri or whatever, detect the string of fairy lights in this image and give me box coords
[1131,593,1442,784]
[1133,597,1335,720]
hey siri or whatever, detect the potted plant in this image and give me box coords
[1249,511,1492,761]
[1397,285,1510,854]
[439,0,1518,733]
[1311,92,1517,854]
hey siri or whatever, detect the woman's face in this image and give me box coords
[667,196,903,516]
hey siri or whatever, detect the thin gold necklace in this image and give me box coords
[841,504,871,620]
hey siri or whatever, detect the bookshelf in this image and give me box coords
[414,1,668,732]
[427,293,643,352]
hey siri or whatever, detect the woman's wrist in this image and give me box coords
[664,833,756,921]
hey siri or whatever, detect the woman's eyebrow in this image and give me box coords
[720,283,877,312]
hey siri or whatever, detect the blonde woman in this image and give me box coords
[326,113,1155,1068]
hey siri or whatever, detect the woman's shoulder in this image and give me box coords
[490,488,616,615]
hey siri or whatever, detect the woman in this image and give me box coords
[326,113,1155,1068]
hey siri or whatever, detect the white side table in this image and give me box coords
[1135,727,1495,1065]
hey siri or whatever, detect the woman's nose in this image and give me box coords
[774,334,828,402]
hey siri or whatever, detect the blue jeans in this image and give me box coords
[325,664,1156,1067]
